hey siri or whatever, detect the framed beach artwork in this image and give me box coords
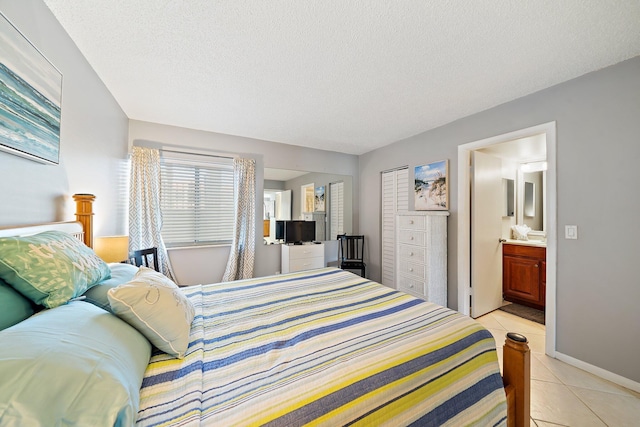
[0,12,62,164]
[414,160,449,210]
[314,186,325,211]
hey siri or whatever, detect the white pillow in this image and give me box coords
[108,267,195,358]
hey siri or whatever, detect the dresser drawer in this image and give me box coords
[399,244,425,262]
[282,243,325,274]
[287,245,324,260]
[398,276,426,298]
[398,259,425,279]
[398,215,426,230]
[289,256,324,271]
[394,211,448,306]
[398,229,426,246]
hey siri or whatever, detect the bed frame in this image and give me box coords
[0,194,531,426]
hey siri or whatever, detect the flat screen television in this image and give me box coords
[275,220,285,240]
[284,220,316,244]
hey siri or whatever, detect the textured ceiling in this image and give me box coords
[43,1,640,155]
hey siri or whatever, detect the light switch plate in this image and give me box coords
[565,225,578,239]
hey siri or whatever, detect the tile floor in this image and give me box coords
[476,309,640,426]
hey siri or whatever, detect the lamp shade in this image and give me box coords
[93,236,129,263]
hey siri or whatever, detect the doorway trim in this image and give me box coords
[457,121,557,356]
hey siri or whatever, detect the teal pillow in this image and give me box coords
[0,231,110,308]
[0,301,151,426]
[0,278,35,330]
[83,263,140,312]
[108,267,195,359]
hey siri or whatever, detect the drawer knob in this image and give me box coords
[410,284,414,288]
[409,252,414,256]
[409,268,413,272]
[534,264,539,268]
[410,236,414,240]
[409,220,414,224]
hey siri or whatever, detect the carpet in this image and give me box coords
[499,303,545,325]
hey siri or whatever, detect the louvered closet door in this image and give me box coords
[381,168,408,287]
[329,181,344,240]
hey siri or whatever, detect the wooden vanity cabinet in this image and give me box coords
[502,244,546,310]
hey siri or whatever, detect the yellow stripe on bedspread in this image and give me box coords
[136,268,507,427]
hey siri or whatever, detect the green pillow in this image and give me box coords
[0,231,110,308]
[0,301,151,426]
[0,278,35,330]
[108,267,195,358]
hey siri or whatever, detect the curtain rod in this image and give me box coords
[159,148,234,160]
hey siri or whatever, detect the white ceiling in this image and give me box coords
[43,1,640,155]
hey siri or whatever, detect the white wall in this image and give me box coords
[0,1,129,235]
[359,56,640,383]
[128,120,359,285]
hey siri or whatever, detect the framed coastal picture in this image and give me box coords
[314,186,325,211]
[414,160,449,210]
[0,12,62,164]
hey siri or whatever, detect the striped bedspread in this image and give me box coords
[136,268,506,426]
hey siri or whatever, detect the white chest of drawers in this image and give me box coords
[281,243,325,273]
[396,211,448,306]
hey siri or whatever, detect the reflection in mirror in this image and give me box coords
[264,168,353,244]
[524,182,535,217]
[301,183,314,214]
[263,189,291,243]
[521,171,543,231]
[503,178,515,217]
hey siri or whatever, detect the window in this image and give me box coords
[160,154,234,247]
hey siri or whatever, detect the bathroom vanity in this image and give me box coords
[502,241,546,310]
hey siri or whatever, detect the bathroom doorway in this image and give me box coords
[457,122,557,357]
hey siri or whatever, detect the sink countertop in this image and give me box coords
[504,239,547,248]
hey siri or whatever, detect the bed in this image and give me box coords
[0,199,530,426]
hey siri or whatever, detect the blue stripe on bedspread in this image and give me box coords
[136,268,507,426]
[408,373,507,427]
[264,331,499,426]
[141,292,422,388]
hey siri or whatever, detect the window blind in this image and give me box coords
[160,155,234,247]
[329,181,344,240]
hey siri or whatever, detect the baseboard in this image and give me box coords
[555,351,640,394]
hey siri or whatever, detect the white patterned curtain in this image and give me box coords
[222,158,256,281]
[129,146,175,280]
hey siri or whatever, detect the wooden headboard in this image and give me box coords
[0,193,95,247]
[72,194,95,247]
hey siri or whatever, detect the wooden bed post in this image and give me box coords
[73,193,95,248]
[503,332,530,427]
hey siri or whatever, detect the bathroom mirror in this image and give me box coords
[520,171,544,231]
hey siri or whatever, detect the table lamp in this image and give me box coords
[93,236,129,263]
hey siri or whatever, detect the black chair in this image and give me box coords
[338,235,366,277]
[128,247,159,272]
